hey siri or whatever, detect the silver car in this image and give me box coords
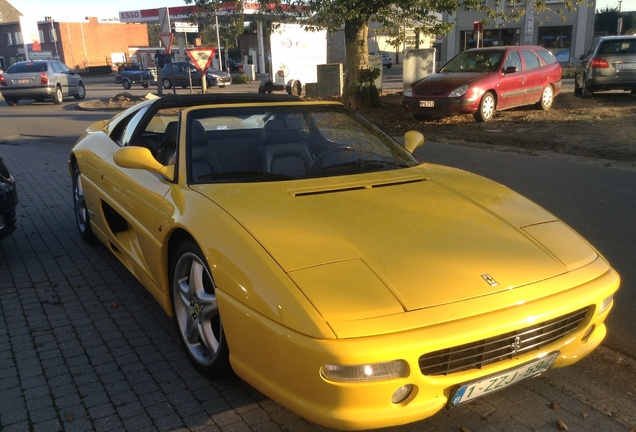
[0,60,86,106]
[575,35,636,98]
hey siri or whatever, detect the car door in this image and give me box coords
[57,62,79,95]
[496,49,526,109]
[519,49,545,104]
[99,107,173,282]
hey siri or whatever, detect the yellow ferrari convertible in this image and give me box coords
[69,94,619,430]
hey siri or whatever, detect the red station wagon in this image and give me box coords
[402,46,562,122]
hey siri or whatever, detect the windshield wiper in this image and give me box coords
[198,171,295,182]
[308,159,412,175]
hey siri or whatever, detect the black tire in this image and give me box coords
[474,91,496,122]
[53,85,64,105]
[74,83,86,100]
[574,78,582,96]
[122,79,132,90]
[4,97,18,106]
[582,78,594,99]
[288,80,302,96]
[170,239,231,378]
[162,78,172,89]
[536,85,554,111]
[142,82,149,88]
[72,165,96,243]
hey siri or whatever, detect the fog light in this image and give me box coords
[321,360,409,382]
[581,324,596,341]
[391,384,414,404]
[598,295,613,315]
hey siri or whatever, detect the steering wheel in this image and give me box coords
[311,145,354,169]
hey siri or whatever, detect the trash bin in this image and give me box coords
[238,64,244,74]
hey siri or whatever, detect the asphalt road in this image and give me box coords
[1,74,635,431]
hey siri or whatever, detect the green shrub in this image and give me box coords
[232,74,251,84]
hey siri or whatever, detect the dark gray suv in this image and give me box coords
[575,35,636,98]
[0,60,86,106]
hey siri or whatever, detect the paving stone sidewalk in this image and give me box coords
[0,142,630,432]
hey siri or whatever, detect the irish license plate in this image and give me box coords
[419,100,434,108]
[17,79,31,84]
[449,352,559,407]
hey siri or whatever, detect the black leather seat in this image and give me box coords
[261,117,311,177]
[190,120,221,181]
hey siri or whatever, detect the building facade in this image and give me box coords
[1,14,149,72]
[440,2,596,66]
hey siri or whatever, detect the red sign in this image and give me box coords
[186,48,216,73]
[160,33,174,54]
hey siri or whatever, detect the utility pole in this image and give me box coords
[617,0,623,35]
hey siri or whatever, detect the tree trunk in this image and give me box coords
[342,18,380,110]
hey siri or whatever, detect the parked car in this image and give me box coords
[69,93,619,430]
[370,51,393,69]
[0,60,86,106]
[115,63,156,89]
[402,46,562,122]
[161,62,232,89]
[574,35,636,98]
[0,156,18,240]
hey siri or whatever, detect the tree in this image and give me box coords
[184,0,585,109]
[594,7,635,36]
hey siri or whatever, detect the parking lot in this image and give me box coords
[1,128,633,431]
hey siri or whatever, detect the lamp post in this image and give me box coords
[45,17,59,60]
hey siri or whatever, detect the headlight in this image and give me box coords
[321,360,409,382]
[449,84,469,98]
[404,86,413,97]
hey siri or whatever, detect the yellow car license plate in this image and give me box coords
[449,351,559,406]
[419,100,434,108]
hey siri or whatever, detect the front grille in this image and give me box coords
[419,307,590,376]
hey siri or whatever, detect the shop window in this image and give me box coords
[538,26,572,62]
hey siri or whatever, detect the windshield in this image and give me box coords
[440,51,504,73]
[185,104,420,183]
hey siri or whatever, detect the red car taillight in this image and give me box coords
[0,75,6,86]
[589,58,610,68]
[40,73,49,84]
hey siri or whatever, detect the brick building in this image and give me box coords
[0,0,149,72]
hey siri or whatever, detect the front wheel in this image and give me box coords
[53,86,64,105]
[474,91,496,122]
[171,240,231,377]
[122,79,132,90]
[537,85,554,110]
[72,165,96,243]
[74,83,86,100]
[142,82,149,88]
[162,78,172,89]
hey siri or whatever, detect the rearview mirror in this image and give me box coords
[503,66,517,74]
[113,146,174,181]
[404,131,425,154]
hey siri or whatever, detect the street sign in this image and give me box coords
[186,48,216,73]
[160,33,174,54]
[173,22,198,33]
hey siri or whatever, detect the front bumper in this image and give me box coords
[402,95,480,116]
[219,258,620,430]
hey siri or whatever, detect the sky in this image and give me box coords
[14,0,636,21]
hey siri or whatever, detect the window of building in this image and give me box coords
[537,25,572,62]
[39,30,44,42]
[459,28,521,51]
[13,32,23,45]
[49,28,58,42]
[7,32,12,45]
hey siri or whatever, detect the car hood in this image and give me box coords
[193,165,597,316]
[412,72,484,95]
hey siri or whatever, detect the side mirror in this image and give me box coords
[503,66,517,74]
[404,131,425,154]
[113,146,174,181]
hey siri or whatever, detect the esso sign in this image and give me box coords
[119,10,141,21]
